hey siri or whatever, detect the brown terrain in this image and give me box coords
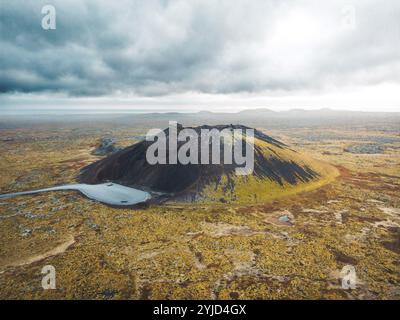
[0,114,399,299]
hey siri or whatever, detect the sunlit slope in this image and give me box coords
[200,136,339,204]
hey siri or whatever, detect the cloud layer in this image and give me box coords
[1,0,399,99]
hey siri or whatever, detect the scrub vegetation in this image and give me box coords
[0,122,399,299]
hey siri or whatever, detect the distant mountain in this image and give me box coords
[237,108,275,114]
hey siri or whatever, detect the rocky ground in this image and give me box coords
[0,125,399,299]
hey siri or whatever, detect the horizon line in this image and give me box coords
[1,107,400,116]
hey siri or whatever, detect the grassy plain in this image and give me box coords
[0,123,399,299]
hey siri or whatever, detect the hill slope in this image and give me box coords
[79,124,339,203]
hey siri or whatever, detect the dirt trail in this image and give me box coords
[0,235,75,271]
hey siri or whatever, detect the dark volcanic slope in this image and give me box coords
[79,124,319,196]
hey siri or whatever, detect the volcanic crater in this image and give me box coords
[80,124,337,203]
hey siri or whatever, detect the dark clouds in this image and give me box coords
[0,0,399,97]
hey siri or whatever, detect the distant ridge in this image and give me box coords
[238,108,275,114]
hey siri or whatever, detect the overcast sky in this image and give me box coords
[1,0,400,112]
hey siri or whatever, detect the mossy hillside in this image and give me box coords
[200,136,339,204]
